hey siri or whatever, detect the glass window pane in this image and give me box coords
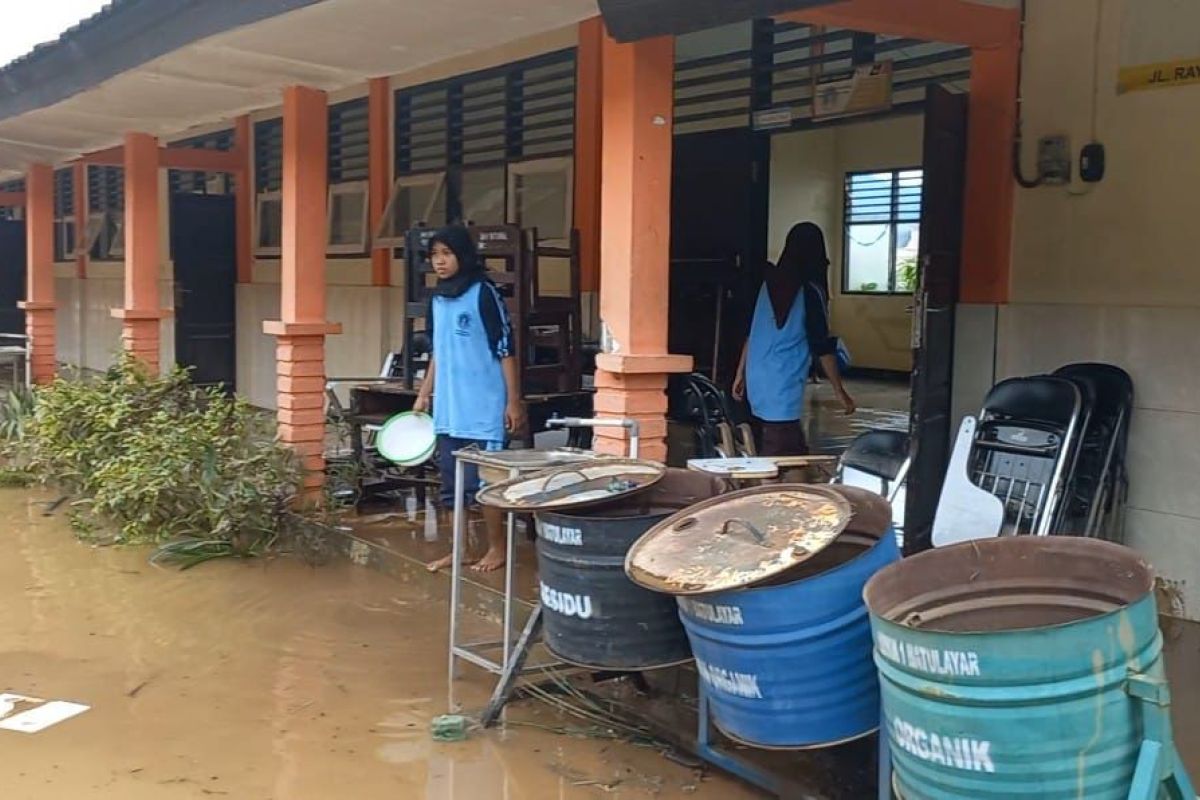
[460,167,506,225]
[511,168,570,242]
[846,223,892,293]
[395,180,446,233]
[894,222,920,292]
[847,172,894,223]
[897,170,923,222]
[258,198,282,249]
[329,189,366,247]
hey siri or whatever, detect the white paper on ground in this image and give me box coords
[0,700,90,733]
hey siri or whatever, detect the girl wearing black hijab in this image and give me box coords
[415,225,525,572]
[732,222,855,456]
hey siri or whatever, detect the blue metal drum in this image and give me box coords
[865,537,1184,800]
[677,526,901,748]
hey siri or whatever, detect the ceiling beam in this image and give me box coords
[776,0,1019,49]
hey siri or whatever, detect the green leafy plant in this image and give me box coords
[897,254,919,293]
[18,354,308,561]
[0,384,36,443]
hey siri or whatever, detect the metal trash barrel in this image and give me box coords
[533,468,726,670]
[626,484,900,748]
[865,537,1176,800]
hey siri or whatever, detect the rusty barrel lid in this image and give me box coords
[475,458,666,512]
[624,484,856,595]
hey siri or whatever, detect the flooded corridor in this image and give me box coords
[0,489,759,800]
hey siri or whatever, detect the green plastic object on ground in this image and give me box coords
[431,714,469,742]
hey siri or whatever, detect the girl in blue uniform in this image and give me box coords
[732,222,855,456]
[415,225,525,572]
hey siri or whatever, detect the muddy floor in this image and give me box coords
[0,488,761,800]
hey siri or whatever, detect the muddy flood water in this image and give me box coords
[0,489,762,800]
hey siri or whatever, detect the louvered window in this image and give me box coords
[843,168,923,294]
[382,48,576,246]
[53,169,76,262]
[87,166,125,261]
[326,98,370,253]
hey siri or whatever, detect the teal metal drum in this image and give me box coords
[865,537,1176,800]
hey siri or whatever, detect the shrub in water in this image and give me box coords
[21,355,304,553]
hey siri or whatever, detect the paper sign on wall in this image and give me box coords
[1118,0,1200,93]
[813,62,894,121]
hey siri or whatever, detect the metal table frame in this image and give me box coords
[446,450,532,705]
[447,418,640,712]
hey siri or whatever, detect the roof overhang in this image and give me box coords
[0,0,599,177]
[597,0,841,42]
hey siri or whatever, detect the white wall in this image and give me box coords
[995,0,1200,619]
[769,114,924,372]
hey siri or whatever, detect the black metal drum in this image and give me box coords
[534,469,724,670]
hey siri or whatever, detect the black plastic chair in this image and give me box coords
[970,376,1084,536]
[835,429,911,546]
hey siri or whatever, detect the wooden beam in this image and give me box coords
[73,162,88,279]
[280,85,329,323]
[0,191,26,207]
[777,0,1019,49]
[961,43,1019,304]
[594,33,692,461]
[158,147,241,172]
[79,145,124,166]
[113,131,165,372]
[233,115,253,283]
[368,77,392,287]
[21,164,56,384]
[574,17,604,295]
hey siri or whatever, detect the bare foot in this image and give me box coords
[425,553,477,573]
[471,548,507,573]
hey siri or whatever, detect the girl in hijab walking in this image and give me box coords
[415,225,526,572]
[732,221,855,456]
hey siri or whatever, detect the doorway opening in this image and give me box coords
[170,193,237,391]
[666,20,971,550]
[0,219,25,337]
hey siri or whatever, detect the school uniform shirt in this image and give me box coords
[428,281,513,443]
[745,282,835,423]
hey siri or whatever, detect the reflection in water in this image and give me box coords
[0,488,755,799]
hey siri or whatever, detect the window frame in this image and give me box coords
[103,211,125,260]
[506,156,575,248]
[326,180,370,255]
[78,213,107,258]
[54,216,76,263]
[254,190,283,257]
[373,171,447,248]
[841,166,923,296]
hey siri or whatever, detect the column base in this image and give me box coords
[111,308,171,374]
[593,353,693,462]
[265,320,343,494]
[20,303,57,385]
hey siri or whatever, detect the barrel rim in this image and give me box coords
[863,537,1155,636]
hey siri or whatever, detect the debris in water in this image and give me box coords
[430,714,469,742]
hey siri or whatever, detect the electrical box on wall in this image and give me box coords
[1037,135,1072,185]
[1080,142,1106,183]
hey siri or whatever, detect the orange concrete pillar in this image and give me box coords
[19,164,56,384]
[263,86,341,494]
[961,39,1019,304]
[112,131,164,372]
[73,162,88,279]
[233,115,253,284]
[368,77,392,287]
[594,33,691,461]
[574,17,604,294]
